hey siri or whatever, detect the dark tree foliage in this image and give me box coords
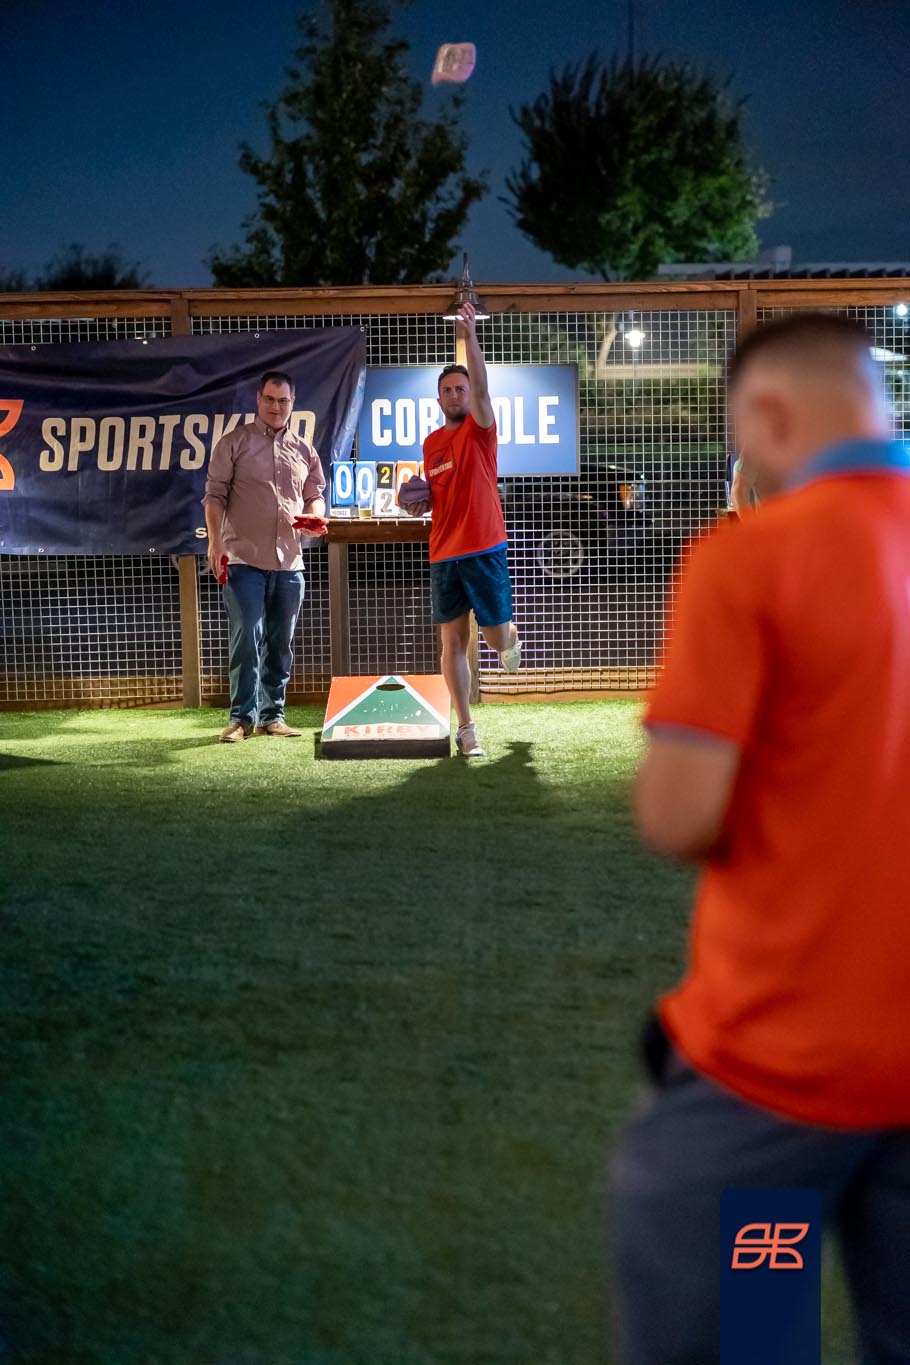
[505,55,770,281]
[0,267,28,292]
[36,244,148,290]
[210,0,486,287]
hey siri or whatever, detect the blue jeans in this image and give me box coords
[222,564,306,726]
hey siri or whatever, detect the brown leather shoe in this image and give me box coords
[219,720,252,743]
[254,720,302,737]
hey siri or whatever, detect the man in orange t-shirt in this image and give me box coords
[419,300,521,757]
[610,314,910,1365]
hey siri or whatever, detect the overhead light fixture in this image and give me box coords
[442,252,490,321]
[895,302,909,318]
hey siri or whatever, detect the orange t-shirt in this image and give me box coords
[423,413,507,564]
[647,439,910,1128]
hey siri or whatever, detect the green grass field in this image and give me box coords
[0,703,854,1364]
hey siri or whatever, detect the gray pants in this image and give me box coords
[609,1023,910,1365]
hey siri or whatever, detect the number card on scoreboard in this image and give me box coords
[395,460,421,504]
[374,460,397,516]
[331,460,355,511]
[321,674,451,759]
[354,461,377,503]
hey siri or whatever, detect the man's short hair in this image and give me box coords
[438,363,470,393]
[727,314,875,389]
[259,370,296,394]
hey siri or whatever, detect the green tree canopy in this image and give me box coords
[505,54,770,281]
[210,0,486,287]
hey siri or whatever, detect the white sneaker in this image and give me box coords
[500,625,522,673]
[455,722,486,757]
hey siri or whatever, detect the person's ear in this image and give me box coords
[749,391,789,444]
[765,394,792,445]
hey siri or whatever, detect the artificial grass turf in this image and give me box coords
[0,703,853,1365]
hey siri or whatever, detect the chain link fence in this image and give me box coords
[758,305,910,442]
[1,286,906,708]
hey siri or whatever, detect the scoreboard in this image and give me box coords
[330,459,424,519]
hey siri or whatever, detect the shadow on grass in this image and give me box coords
[80,736,223,767]
[0,752,65,770]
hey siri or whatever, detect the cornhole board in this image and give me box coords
[321,674,451,759]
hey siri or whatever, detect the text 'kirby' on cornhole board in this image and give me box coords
[321,674,451,759]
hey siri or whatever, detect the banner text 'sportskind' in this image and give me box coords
[0,329,365,555]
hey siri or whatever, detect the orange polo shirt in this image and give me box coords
[647,439,910,1129]
[423,413,507,564]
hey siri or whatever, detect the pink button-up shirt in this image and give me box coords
[203,417,326,571]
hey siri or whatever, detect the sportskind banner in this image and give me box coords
[0,329,365,555]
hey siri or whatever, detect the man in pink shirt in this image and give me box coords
[203,371,326,742]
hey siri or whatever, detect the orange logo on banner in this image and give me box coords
[731,1223,810,1270]
[0,399,23,491]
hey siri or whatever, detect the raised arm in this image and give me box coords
[455,300,495,430]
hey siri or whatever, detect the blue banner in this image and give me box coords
[721,1188,821,1365]
[0,329,365,555]
[358,364,578,476]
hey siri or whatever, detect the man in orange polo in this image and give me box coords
[610,314,910,1364]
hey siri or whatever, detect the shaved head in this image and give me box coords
[727,313,890,495]
[728,314,877,390]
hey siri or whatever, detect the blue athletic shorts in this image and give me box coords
[430,547,514,627]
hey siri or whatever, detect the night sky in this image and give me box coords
[4,0,909,287]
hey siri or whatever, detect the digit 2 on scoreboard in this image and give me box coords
[375,460,397,517]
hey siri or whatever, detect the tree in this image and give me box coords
[209,0,486,287]
[0,267,28,292]
[505,55,770,281]
[36,244,147,290]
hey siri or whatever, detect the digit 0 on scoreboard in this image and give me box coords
[354,461,377,501]
[395,461,420,506]
[375,461,397,517]
[332,460,354,509]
